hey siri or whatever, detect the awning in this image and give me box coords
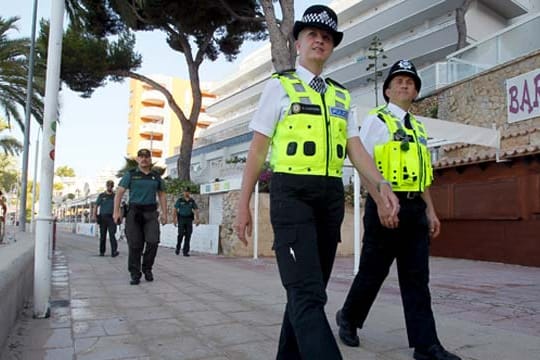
[353,106,500,150]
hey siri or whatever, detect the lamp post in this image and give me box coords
[19,0,39,232]
[33,0,65,319]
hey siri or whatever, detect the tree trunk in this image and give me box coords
[456,0,473,50]
[260,0,296,71]
[177,122,195,181]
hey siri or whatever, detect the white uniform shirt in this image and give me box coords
[249,65,360,139]
[359,102,409,157]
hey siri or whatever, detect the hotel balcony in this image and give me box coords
[138,140,164,156]
[141,89,166,107]
[140,106,165,122]
[139,123,164,137]
[206,79,267,118]
[329,21,459,89]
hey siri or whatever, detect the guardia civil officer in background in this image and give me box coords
[335,60,461,360]
[93,180,119,257]
[114,149,167,285]
[173,187,200,256]
[235,5,399,359]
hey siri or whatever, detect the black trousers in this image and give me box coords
[271,173,343,360]
[125,208,160,278]
[341,195,440,349]
[176,217,193,255]
[99,214,117,255]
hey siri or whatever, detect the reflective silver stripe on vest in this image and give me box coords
[335,90,346,100]
[293,83,305,92]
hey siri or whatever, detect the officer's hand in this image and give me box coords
[379,184,400,217]
[113,211,120,225]
[160,214,167,225]
[427,211,441,238]
[234,206,252,246]
[195,219,200,226]
[377,186,400,229]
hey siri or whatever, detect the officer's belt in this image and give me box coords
[130,204,157,212]
[395,192,422,200]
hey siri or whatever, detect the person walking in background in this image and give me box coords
[0,190,7,243]
[335,60,461,360]
[234,5,399,359]
[173,187,200,257]
[93,180,119,257]
[114,148,167,285]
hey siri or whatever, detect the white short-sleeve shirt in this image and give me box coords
[249,65,359,139]
[359,102,408,157]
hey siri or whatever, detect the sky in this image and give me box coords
[3,0,329,182]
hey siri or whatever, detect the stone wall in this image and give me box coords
[219,190,361,257]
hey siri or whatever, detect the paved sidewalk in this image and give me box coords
[1,231,539,360]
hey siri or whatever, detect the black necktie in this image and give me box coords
[309,76,326,94]
[404,113,412,129]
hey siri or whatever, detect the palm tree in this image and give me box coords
[0,16,44,131]
[0,118,23,156]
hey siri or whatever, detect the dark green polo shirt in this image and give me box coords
[175,197,198,218]
[96,192,115,215]
[119,169,165,205]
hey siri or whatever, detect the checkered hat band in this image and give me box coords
[302,12,337,31]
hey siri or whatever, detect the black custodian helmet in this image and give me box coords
[383,59,422,102]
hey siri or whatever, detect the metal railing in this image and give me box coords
[418,13,540,98]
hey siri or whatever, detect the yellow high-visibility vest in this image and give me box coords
[371,105,433,191]
[270,71,350,177]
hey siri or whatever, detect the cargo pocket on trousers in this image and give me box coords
[274,224,322,288]
[274,228,302,287]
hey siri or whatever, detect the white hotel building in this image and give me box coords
[165,0,540,183]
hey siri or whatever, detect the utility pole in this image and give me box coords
[34,0,65,318]
[19,0,39,232]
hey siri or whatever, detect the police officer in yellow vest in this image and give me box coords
[235,5,399,359]
[335,60,461,360]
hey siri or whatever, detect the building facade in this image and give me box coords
[127,75,215,168]
[166,0,539,183]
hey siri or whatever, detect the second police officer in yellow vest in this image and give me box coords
[235,5,399,359]
[336,60,462,360]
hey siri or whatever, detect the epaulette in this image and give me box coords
[326,77,346,89]
[272,68,296,77]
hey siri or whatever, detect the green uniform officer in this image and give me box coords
[235,5,399,359]
[93,180,119,257]
[173,187,200,256]
[114,148,167,285]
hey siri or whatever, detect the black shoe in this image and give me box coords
[130,277,140,285]
[144,271,154,282]
[336,309,360,347]
[99,253,105,257]
[175,249,179,255]
[111,251,119,257]
[183,253,190,257]
[414,344,461,360]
